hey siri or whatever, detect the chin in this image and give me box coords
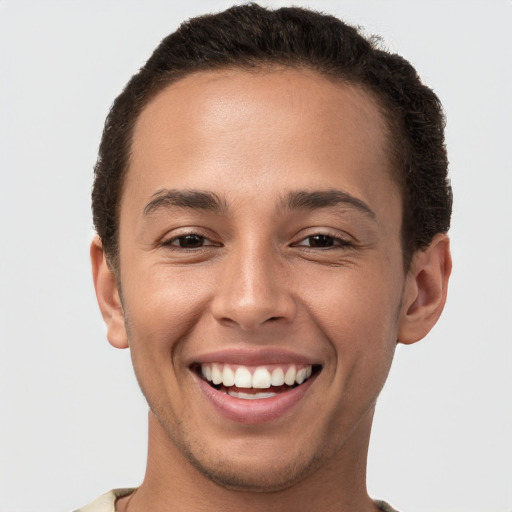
[156,414,322,493]
[183,446,321,493]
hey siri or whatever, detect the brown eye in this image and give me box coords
[294,233,352,249]
[307,235,335,248]
[176,234,205,248]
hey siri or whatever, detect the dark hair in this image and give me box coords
[92,3,452,271]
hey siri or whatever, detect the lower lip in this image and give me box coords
[195,373,317,425]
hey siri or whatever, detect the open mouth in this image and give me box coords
[194,363,322,400]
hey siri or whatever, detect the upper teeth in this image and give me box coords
[200,363,313,389]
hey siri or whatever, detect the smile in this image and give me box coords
[197,363,320,400]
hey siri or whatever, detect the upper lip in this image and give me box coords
[188,347,322,367]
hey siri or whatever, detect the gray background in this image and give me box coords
[1,1,511,511]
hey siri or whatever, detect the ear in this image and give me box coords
[90,236,129,349]
[398,233,452,345]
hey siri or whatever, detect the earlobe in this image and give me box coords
[90,236,129,349]
[398,233,452,345]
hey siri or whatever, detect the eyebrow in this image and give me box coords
[143,189,228,216]
[281,189,376,219]
[143,188,375,219]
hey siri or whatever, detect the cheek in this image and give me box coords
[304,264,402,370]
[123,269,215,414]
[122,266,213,359]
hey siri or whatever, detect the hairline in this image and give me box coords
[108,63,411,275]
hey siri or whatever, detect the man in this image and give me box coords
[83,4,452,511]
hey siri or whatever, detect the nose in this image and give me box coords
[210,243,297,331]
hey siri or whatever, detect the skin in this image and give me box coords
[92,68,451,512]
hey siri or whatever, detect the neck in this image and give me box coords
[120,409,378,512]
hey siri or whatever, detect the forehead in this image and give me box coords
[125,67,397,219]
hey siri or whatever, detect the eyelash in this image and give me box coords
[292,232,353,250]
[160,231,352,251]
[161,232,218,250]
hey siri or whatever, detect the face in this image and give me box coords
[107,68,413,490]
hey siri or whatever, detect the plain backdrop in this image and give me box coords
[1,1,511,511]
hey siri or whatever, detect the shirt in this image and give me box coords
[74,488,400,512]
